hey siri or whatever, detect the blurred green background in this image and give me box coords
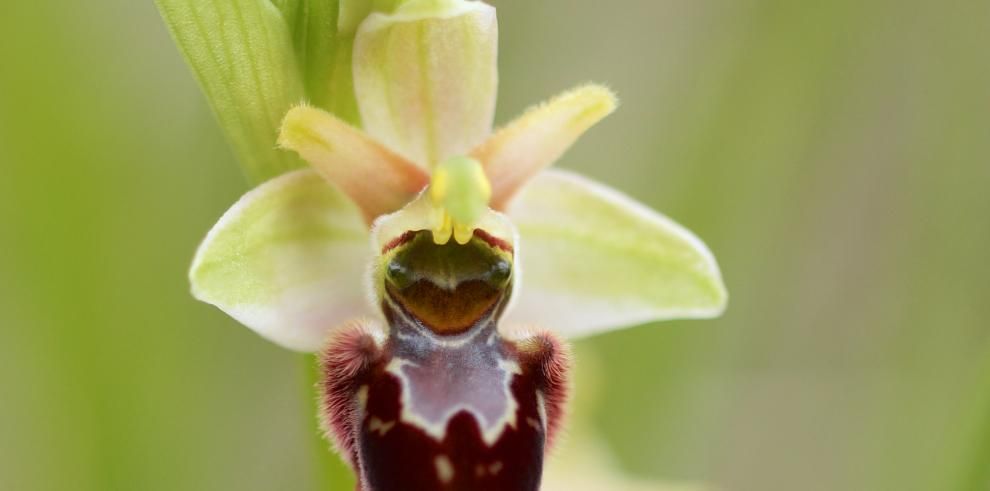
[2,0,988,490]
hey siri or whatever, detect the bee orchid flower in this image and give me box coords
[176,0,726,489]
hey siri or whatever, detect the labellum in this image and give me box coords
[322,229,568,491]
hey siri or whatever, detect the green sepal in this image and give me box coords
[189,169,372,351]
[503,169,727,338]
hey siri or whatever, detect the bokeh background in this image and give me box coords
[2,0,988,490]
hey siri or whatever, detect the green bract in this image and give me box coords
[161,0,728,352]
[156,0,308,182]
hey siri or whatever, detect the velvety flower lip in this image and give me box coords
[187,0,727,352]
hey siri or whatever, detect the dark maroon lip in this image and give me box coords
[320,296,570,491]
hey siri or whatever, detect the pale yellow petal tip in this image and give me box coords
[276,104,324,152]
[565,83,619,109]
[551,83,619,125]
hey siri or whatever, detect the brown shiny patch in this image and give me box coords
[388,280,501,335]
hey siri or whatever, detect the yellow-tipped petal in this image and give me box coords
[353,0,498,167]
[279,105,430,224]
[472,84,618,209]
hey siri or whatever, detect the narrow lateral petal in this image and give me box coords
[190,170,374,352]
[279,105,430,223]
[502,169,727,339]
[353,0,498,167]
[472,84,617,209]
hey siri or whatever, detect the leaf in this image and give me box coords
[352,0,498,167]
[155,0,306,183]
[189,169,373,351]
[278,0,367,125]
[502,169,727,339]
[279,0,338,105]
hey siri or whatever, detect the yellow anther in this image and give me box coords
[432,212,453,245]
[428,156,491,245]
[453,223,474,245]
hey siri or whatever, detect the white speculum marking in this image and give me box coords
[386,349,520,446]
[474,461,504,477]
[435,455,455,483]
[367,417,396,437]
[535,391,548,432]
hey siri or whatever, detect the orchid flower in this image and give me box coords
[161,0,726,489]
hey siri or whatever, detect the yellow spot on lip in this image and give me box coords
[474,461,503,477]
[357,386,370,411]
[367,417,396,437]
